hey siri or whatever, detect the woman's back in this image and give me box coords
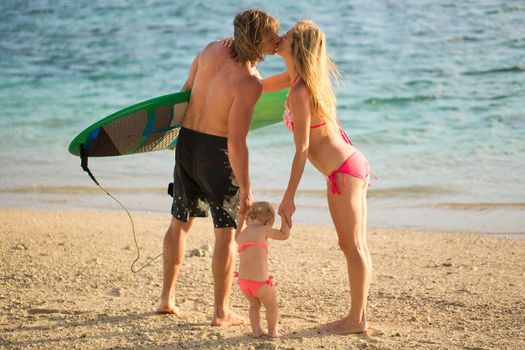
[307,120,356,176]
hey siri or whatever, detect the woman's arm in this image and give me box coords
[262,72,290,93]
[221,37,289,93]
[278,85,311,227]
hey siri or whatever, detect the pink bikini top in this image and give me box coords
[237,241,269,254]
[282,76,353,145]
[283,76,326,132]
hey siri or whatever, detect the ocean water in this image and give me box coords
[1,0,524,235]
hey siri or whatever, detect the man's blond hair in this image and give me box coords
[247,201,275,224]
[231,9,279,66]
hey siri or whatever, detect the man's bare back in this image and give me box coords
[182,41,261,137]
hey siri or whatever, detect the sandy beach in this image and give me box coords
[0,208,523,349]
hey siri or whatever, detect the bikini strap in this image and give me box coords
[336,118,352,145]
[311,121,327,129]
[290,74,299,87]
[267,275,274,287]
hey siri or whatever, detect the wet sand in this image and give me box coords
[1,209,523,349]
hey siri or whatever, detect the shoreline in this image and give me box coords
[1,202,524,240]
[1,185,524,238]
[1,208,524,349]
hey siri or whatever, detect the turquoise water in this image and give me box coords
[1,1,524,235]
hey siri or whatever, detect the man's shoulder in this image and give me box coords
[233,74,263,98]
[201,40,230,58]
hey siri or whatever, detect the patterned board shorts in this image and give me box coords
[170,127,239,228]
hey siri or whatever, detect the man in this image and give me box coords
[157,9,280,327]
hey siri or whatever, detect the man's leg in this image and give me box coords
[211,227,246,326]
[157,216,194,314]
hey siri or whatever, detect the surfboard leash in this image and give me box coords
[80,146,163,273]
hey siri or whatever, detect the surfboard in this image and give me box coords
[68,89,288,157]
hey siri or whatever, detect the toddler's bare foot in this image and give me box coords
[268,331,281,338]
[327,315,368,335]
[251,329,267,338]
[211,310,247,327]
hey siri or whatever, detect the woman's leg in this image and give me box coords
[361,177,372,321]
[325,173,371,334]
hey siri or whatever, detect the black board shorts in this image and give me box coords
[170,127,240,228]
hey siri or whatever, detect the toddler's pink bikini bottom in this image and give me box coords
[234,272,274,297]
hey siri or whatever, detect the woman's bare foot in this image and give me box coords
[211,310,247,327]
[325,315,368,335]
[320,318,344,330]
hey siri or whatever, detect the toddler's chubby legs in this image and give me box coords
[256,284,280,337]
[245,295,265,337]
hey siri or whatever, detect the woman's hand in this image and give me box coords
[278,193,296,228]
[221,36,234,47]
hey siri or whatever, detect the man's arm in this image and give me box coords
[227,79,263,215]
[181,53,200,91]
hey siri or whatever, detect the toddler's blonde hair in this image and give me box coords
[247,201,275,224]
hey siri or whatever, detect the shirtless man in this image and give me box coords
[157,9,280,327]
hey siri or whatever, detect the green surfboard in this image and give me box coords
[68,89,288,157]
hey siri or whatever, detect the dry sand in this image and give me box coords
[0,208,524,349]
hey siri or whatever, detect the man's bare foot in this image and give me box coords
[211,310,247,327]
[325,315,368,335]
[268,331,281,338]
[157,302,180,315]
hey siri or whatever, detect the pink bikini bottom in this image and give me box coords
[234,272,273,297]
[328,149,370,195]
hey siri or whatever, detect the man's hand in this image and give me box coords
[238,188,253,216]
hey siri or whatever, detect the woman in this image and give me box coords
[263,20,373,334]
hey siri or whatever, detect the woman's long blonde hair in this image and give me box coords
[291,20,340,126]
